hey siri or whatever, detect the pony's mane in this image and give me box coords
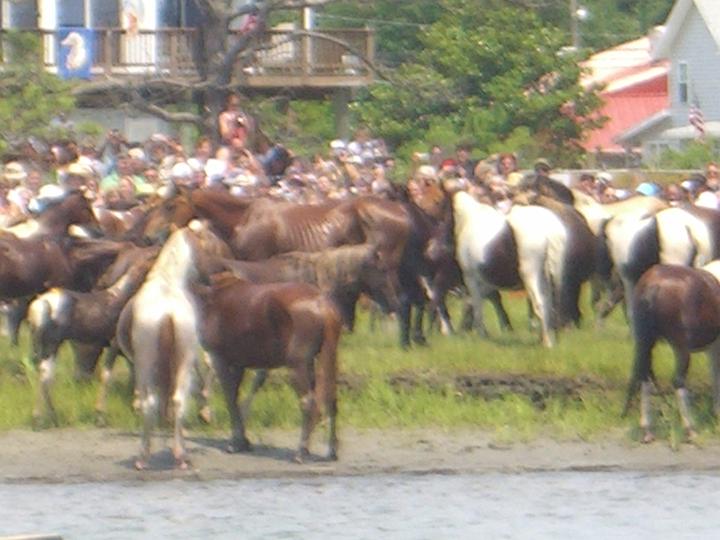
[274,244,373,287]
[146,228,195,283]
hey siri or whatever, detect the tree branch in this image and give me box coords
[129,91,204,126]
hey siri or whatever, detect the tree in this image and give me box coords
[0,32,75,153]
[356,0,605,166]
[72,0,375,146]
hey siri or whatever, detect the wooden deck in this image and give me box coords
[0,27,374,89]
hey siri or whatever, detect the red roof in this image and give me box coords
[581,35,669,153]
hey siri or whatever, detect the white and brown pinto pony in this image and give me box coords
[624,261,720,443]
[603,204,720,325]
[116,220,232,470]
[451,191,567,347]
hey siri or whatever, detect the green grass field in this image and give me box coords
[0,291,716,446]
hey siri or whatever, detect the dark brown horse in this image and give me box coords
[198,274,342,462]
[205,243,400,327]
[10,188,101,239]
[143,188,420,346]
[623,262,720,443]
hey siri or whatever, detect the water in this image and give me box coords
[1,472,719,539]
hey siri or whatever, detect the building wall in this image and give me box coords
[668,4,720,126]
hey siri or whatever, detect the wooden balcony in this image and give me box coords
[0,27,375,90]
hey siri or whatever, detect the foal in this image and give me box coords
[624,261,720,442]
[26,258,153,426]
[198,275,343,462]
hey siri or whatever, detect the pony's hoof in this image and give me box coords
[412,336,428,347]
[685,428,698,442]
[642,431,655,444]
[326,449,338,461]
[175,457,191,470]
[226,438,252,453]
[294,448,310,464]
[95,413,108,428]
[134,458,148,471]
[198,406,213,425]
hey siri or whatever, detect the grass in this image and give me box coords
[0,290,717,445]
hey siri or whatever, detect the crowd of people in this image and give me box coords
[0,96,718,220]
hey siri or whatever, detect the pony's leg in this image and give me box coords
[289,357,318,463]
[171,352,196,469]
[623,334,656,443]
[95,343,121,426]
[397,293,412,349]
[33,353,59,428]
[671,346,696,440]
[465,281,489,337]
[212,355,250,453]
[411,300,427,346]
[195,351,215,425]
[240,369,269,422]
[521,270,554,347]
[71,342,103,382]
[135,383,159,470]
[460,298,474,332]
[487,290,512,333]
[707,339,720,417]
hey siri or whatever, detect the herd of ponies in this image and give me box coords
[3,174,720,469]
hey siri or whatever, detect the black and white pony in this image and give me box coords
[603,204,720,324]
[450,191,567,347]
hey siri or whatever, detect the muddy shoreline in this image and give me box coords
[1,428,720,483]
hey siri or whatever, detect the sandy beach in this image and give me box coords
[1,427,719,483]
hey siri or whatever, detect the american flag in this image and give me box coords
[689,102,705,138]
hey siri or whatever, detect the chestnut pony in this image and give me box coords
[624,261,720,443]
[197,273,343,462]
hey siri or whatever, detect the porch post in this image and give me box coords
[333,87,351,140]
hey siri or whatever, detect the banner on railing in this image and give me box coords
[57,28,93,80]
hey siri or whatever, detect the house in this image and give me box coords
[616,0,720,162]
[0,1,374,140]
[581,34,669,167]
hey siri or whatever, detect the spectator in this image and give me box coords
[218,94,250,147]
[455,143,476,181]
[706,162,720,191]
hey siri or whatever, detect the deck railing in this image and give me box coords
[0,27,374,85]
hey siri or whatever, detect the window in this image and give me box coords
[678,61,688,104]
[58,0,85,27]
[9,1,38,28]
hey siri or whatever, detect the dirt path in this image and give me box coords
[1,428,720,483]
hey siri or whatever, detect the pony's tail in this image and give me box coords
[314,298,342,420]
[157,315,178,421]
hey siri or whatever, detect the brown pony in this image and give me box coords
[198,273,342,462]
[623,262,720,442]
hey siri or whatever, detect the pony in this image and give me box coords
[5,188,101,239]
[116,220,233,469]
[197,273,343,462]
[26,257,153,427]
[623,261,720,443]
[603,204,720,325]
[451,191,567,347]
[205,243,401,328]
[143,189,420,347]
[513,190,596,327]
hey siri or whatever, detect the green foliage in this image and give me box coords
[355,0,604,166]
[656,140,720,170]
[0,32,75,154]
[321,0,444,66]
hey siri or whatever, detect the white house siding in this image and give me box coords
[668,5,720,126]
